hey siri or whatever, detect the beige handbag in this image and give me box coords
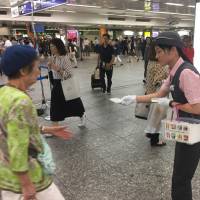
[61,75,80,101]
[134,103,150,120]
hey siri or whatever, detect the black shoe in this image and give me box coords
[145,133,153,139]
[150,133,166,147]
[102,89,106,93]
[107,88,111,94]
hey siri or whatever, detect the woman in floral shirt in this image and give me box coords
[0,45,66,200]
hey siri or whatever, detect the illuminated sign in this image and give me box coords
[152,2,160,12]
[144,0,151,11]
[144,31,151,38]
[11,0,67,17]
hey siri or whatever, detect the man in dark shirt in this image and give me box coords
[98,34,115,94]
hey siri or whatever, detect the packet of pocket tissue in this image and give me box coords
[110,98,123,104]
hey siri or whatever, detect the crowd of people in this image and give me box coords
[0,31,199,200]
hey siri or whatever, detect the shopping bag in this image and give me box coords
[162,109,200,145]
[61,76,80,101]
[94,67,100,79]
[134,102,150,120]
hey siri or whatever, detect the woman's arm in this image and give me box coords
[136,88,169,103]
[8,98,38,200]
[175,103,200,115]
[59,55,73,79]
[15,172,36,200]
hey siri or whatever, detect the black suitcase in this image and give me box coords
[91,68,102,90]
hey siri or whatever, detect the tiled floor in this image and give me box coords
[1,55,200,200]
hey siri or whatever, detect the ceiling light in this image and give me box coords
[149,11,194,16]
[147,16,165,19]
[181,18,194,21]
[126,9,145,12]
[0,6,11,9]
[100,13,142,18]
[66,11,76,13]
[66,4,101,8]
[49,10,65,12]
[178,30,190,36]
[165,3,184,7]
[188,5,195,8]
[124,31,134,36]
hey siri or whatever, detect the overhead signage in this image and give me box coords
[34,23,45,33]
[144,0,151,11]
[11,0,67,17]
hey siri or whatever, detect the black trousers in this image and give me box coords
[100,67,113,92]
[172,142,200,200]
[144,60,148,79]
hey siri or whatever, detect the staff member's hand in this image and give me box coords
[121,95,137,105]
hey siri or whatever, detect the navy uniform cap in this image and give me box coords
[155,32,183,49]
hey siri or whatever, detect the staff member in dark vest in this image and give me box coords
[120,32,200,200]
[98,33,115,94]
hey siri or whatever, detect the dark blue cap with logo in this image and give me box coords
[0,45,37,76]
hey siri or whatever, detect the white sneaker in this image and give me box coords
[44,115,51,121]
[78,115,86,127]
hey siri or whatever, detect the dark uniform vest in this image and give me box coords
[171,62,200,120]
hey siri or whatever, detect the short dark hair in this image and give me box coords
[3,35,8,39]
[156,44,192,64]
[103,33,110,39]
[51,38,67,56]
[148,41,157,61]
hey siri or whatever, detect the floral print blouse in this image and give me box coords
[0,86,52,193]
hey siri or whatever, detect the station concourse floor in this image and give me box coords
[1,55,200,200]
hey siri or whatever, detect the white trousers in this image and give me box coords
[70,52,77,66]
[1,183,65,200]
[114,55,122,63]
[144,103,167,134]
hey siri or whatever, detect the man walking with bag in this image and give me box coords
[98,34,115,94]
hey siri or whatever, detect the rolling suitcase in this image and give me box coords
[91,67,102,90]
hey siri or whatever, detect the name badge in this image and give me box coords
[170,85,175,91]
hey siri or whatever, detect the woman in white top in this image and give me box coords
[48,38,86,127]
